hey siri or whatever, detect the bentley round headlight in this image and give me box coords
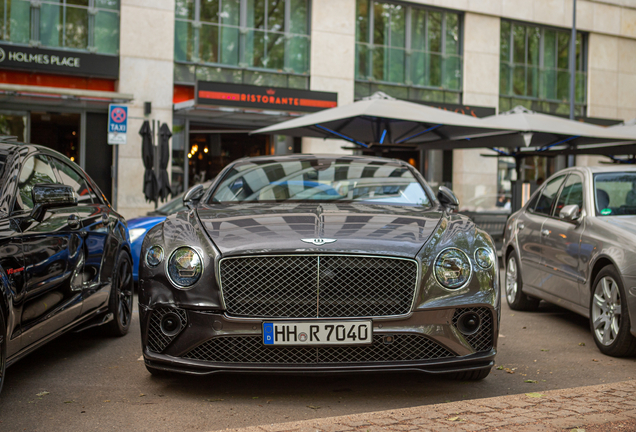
[474,248,494,269]
[145,245,164,267]
[168,247,202,288]
[434,248,471,289]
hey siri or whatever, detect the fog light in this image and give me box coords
[160,312,182,337]
[457,312,481,335]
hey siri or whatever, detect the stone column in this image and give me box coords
[116,0,175,220]
[452,12,501,204]
[302,0,356,154]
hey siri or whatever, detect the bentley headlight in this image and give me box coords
[475,248,494,269]
[145,245,164,267]
[434,248,471,289]
[168,247,202,288]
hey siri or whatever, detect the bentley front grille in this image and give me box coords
[147,307,188,353]
[219,255,418,318]
[452,307,494,353]
[183,334,455,364]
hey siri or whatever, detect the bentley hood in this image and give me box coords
[196,203,443,258]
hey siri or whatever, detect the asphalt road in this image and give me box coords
[1,282,635,431]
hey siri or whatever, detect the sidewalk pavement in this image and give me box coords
[215,379,636,432]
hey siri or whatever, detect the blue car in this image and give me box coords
[128,193,187,283]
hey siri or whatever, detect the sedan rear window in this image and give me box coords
[210,158,431,206]
[594,172,636,216]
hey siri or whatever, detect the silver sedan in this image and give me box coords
[503,166,636,357]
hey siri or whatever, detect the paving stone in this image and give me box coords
[368,418,398,426]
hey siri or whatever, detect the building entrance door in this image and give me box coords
[30,112,81,163]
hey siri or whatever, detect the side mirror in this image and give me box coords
[559,204,580,222]
[31,184,77,220]
[183,184,205,208]
[437,186,459,212]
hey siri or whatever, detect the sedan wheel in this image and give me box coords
[105,251,134,337]
[505,252,539,311]
[590,266,636,357]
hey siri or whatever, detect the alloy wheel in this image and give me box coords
[117,258,133,328]
[506,256,518,304]
[592,276,622,346]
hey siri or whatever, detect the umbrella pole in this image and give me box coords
[152,120,158,210]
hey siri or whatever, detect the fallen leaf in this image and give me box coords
[499,334,505,338]
[36,391,50,397]
[570,429,586,432]
[447,417,463,422]
[252,396,259,399]
[64,400,74,404]
[104,400,110,403]
[139,394,146,397]
[592,359,599,362]
[496,366,504,370]
[524,380,538,384]
[137,356,144,361]
[526,392,544,398]
[541,349,549,352]
[307,405,321,410]
[579,342,585,346]
[522,326,526,329]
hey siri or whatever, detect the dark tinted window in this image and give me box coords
[16,155,57,211]
[534,175,565,215]
[555,174,583,217]
[50,157,97,204]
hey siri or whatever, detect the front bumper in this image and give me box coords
[139,305,498,375]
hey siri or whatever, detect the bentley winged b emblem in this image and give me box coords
[301,238,337,246]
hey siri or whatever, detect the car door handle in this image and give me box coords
[68,214,81,229]
[541,229,550,237]
[517,223,525,230]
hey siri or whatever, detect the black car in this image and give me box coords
[139,155,499,380]
[0,141,133,394]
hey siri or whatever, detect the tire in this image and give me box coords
[505,252,540,311]
[446,367,491,381]
[104,250,134,337]
[590,266,636,357]
[0,307,6,395]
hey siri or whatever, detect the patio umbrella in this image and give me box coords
[251,92,511,147]
[417,106,636,151]
[157,123,172,201]
[140,120,158,203]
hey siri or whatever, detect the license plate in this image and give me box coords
[262,320,372,346]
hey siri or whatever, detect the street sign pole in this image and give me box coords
[108,104,129,210]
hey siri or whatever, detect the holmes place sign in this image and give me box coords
[0,43,119,78]
[196,81,338,113]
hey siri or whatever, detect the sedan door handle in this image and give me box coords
[541,229,550,237]
[68,214,81,229]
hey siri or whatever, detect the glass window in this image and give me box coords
[500,19,586,116]
[175,0,310,75]
[534,175,565,216]
[555,173,583,217]
[50,157,97,205]
[355,0,462,104]
[16,154,57,212]
[211,158,431,206]
[1,0,119,55]
[594,172,636,216]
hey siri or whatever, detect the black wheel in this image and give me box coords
[446,367,491,381]
[105,250,133,337]
[0,307,6,395]
[505,252,540,311]
[590,266,636,357]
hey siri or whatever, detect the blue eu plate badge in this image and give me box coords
[263,322,274,345]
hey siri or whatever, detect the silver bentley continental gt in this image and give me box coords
[503,166,636,357]
[138,155,499,380]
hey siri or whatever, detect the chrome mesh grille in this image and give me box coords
[147,307,187,353]
[220,255,417,318]
[452,307,494,353]
[183,334,455,364]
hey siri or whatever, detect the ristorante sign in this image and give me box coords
[196,81,338,113]
[0,43,119,78]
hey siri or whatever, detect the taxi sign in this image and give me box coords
[108,104,128,145]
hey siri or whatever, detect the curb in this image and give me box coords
[214,380,636,432]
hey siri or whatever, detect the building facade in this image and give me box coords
[0,0,634,219]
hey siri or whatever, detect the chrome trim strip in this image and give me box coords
[217,254,421,320]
